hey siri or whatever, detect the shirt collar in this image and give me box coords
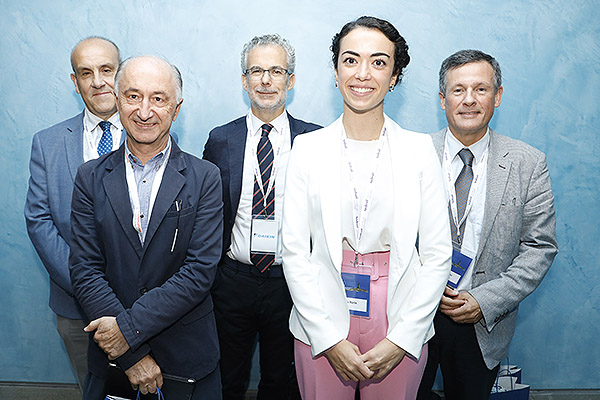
[445,127,490,164]
[125,136,172,167]
[83,107,122,133]
[248,109,288,138]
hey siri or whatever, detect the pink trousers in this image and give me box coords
[294,250,428,400]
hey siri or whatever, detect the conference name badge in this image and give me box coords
[341,272,370,318]
[447,248,474,289]
[250,217,278,253]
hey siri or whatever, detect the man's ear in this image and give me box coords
[242,74,249,92]
[172,99,183,122]
[287,73,295,91]
[71,73,81,94]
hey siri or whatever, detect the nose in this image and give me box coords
[260,70,272,85]
[355,62,371,81]
[91,72,105,88]
[137,98,154,120]
[463,88,476,105]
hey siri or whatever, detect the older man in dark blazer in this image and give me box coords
[417,50,558,400]
[70,55,223,400]
[203,34,320,400]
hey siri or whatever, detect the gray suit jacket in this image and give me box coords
[431,128,558,369]
[25,112,87,319]
[25,111,128,319]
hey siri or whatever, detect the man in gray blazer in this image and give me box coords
[417,50,558,400]
[24,36,121,392]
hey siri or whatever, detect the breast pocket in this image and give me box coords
[163,204,196,252]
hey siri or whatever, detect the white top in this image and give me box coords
[82,108,122,162]
[341,137,393,253]
[444,128,489,290]
[228,110,292,264]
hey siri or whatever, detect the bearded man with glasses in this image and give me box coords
[203,34,321,400]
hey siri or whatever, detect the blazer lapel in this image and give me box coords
[103,148,143,256]
[321,117,343,270]
[287,112,306,144]
[477,130,511,260]
[65,112,85,181]
[430,129,446,162]
[386,117,413,273]
[228,119,247,219]
[143,142,186,249]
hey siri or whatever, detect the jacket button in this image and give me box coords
[140,287,148,295]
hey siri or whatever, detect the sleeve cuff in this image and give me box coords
[115,344,151,371]
[116,311,144,351]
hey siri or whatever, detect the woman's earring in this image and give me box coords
[335,81,338,88]
[389,85,394,92]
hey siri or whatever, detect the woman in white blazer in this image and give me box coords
[281,16,452,400]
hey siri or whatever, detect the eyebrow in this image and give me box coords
[248,65,286,70]
[452,81,493,88]
[76,63,116,72]
[341,50,391,58]
[124,88,170,96]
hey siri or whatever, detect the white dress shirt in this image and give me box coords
[228,110,292,265]
[443,128,489,290]
[82,108,122,162]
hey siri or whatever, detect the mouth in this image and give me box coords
[458,110,481,117]
[133,121,157,129]
[257,90,277,96]
[349,86,375,95]
[93,91,113,97]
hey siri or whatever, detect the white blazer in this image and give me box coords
[282,115,452,359]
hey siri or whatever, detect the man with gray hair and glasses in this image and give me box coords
[204,34,321,400]
[417,49,557,400]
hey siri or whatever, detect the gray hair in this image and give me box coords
[439,49,502,95]
[240,34,296,74]
[71,36,121,72]
[115,56,183,103]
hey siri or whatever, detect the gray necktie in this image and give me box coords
[451,148,474,247]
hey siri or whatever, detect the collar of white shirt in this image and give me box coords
[446,127,490,165]
[247,110,288,139]
[83,107,122,137]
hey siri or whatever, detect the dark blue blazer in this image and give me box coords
[203,112,321,255]
[69,139,223,381]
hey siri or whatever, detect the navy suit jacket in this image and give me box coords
[25,112,89,319]
[69,140,223,380]
[203,112,321,256]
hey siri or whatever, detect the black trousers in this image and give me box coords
[417,312,500,400]
[211,257,299,400]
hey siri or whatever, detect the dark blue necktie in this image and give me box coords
[97,121,113,156]
[250,124,275,273]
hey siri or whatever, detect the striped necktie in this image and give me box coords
[250,124,275,272]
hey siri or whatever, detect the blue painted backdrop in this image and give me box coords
[1,0,598,389]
